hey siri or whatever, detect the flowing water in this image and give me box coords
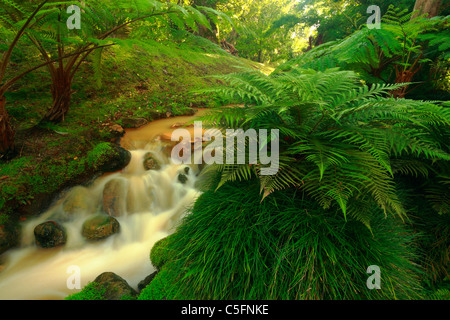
[0,110,208,300]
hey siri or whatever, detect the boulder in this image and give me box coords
[102,179,127,217]
[158,133,173,142]
[34,221,67,248]
[88,142,131,173]
[81,215,120,241]
[143,152,161,171]
[109,124,125,136]
[121,118,148,129]
[170,122,194,129]
[91,272,138,300]
[137,271,158,292]
[62,186,91,215]
[177,173,188,184]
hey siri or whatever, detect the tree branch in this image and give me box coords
[0,43,115,96]
[0,0,49,82]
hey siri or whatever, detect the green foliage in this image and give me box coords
[294,0,417,45]
[405,187,450,286]
[150,236,176,271]
[214,0,299,63]
[0,212,10,226]
[65,282,107,300]
[279,7,450,93]
[150,181,424,300]
[428,288,450,300]
[138,268,183,300]
[86,142,115,170]
[199,67,450,227]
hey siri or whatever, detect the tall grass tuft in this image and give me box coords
[143,181,424,300]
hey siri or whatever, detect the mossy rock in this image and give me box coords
[65,281,107,300]
[81,214,120,241]
[121,117,148,129]
[87,142,131,173]
[34,221,67,248]
[0,222,20,255]
[150,235,175,271]
[66,272,137,300]
[137,271,158,292]
[143,152,161,171]
[62,186,92,215]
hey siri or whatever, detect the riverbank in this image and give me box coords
[0,35,268,256]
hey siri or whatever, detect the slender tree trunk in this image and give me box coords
[412,0,443,19]
[257,40,263,63]
[391,54,423,98]
[41,69,72,123]
[0,96,15,157]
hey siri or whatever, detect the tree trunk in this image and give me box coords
[0,96,15,157]
[412,0,443,19]
[41,69,72,123]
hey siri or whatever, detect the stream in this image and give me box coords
[0,110,208,300]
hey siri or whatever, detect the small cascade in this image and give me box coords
[0,139,202,300]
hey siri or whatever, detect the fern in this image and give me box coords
[199,67,450,226]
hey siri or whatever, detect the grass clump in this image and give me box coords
[143,180,424,300]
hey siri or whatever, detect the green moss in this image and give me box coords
[0,141,90,217]
[65,282,107,300]
[150,235,175,271]
[137,268,183,300]
[86,142,115,170]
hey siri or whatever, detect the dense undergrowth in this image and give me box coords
[0,33,259,236]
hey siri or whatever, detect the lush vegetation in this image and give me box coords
[141,181,425,300]
[1,0,449,301]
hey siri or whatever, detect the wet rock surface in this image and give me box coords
[121,118,148,129]
[92,272,138,300]
[96,143,131,173]
[178,173,188,184]
[103,179,127,217]
[143,152,161,171]
[0,223,20,254]
[34,221,67,248]
[62,186,92,215]
[81,214,120,241]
